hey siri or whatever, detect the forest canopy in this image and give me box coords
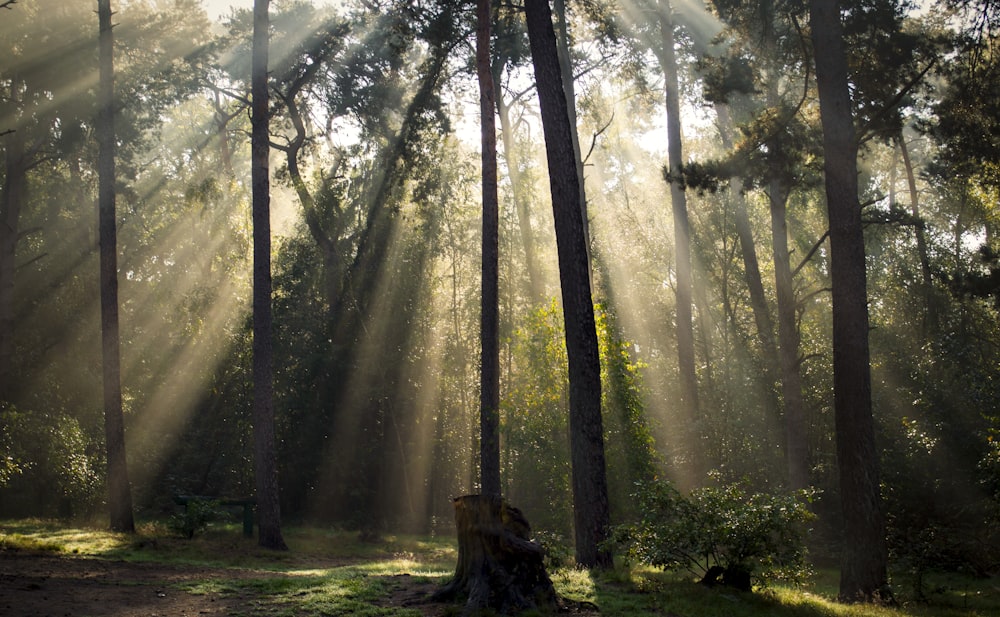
[1,0,999,596]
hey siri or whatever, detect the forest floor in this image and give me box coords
[1,519,997,617]
[0,547,458,617]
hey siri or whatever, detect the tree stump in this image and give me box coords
[432,494,558,615]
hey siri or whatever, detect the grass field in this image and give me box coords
[1,519,996,617]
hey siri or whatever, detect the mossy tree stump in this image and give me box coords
[433,494,558,615]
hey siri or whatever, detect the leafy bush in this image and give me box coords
[0,404,103,517]
[170,499,223,538]
[610,478,815,590]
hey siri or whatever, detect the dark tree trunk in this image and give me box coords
[524,0,612,569]
[552,0,590,256]
[477,0,501,498]
[0,103,24,405]
[658,0,700,474]
[97,0,135,534]
[433,495,558,615]
[809,0,888,602]
[251,0,287,551]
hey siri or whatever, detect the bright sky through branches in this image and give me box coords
[200,0,340,21]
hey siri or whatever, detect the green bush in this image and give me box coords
[170,499,223,538]
[610,477,815,590]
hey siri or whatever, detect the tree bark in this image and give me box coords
[0,100,24,406]
[251,0,287,551]
[477,0,501,498]
[552,0,590,257]
[715,103,779,388]
[433,495,558,615]
[97,0,135,534]
[524,0,612,569]
[898,133,935,331]
[495,85,543,303]
[658,0,701,474]
[768,179,810,491]
[809,0,888,602]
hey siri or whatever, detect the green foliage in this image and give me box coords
[501,300,573,536]
[0,405,103,517]
[611,477,816,590]
[170,499,225,539]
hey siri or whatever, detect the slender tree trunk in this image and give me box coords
[97,0,135,534]
[0,105,24,405]
[496,91,543,303]
[768,180,809,491]
[715,104,777,374]
[251,0,287,551]
[658,0,700,472]
[898,134,934,331]
[476,0,501,498]
[809,0,888,602]
[524,0,611,569]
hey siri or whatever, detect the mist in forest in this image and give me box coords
[1,0,999,588]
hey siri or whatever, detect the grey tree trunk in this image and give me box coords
[898,134,935,331]
[251,0,287,551]
[658,0,700,472]
[524,0,612,568]
[97,0,135,534]
[476,0,501,498]
[809,0,888,602]
[715,104,779,385]
[496,90,544,303]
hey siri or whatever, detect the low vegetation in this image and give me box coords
[1,519,996,617]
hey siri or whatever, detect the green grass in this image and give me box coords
[1,519,997,617]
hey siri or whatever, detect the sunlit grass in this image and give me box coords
[1,520,996,617]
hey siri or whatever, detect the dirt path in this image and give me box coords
[0,549,272,616]
[0,548,594,616]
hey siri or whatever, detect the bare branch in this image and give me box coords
[0,1,19,11]
[583,112,614,166]
[793,230,830,277]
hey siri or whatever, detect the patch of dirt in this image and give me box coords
[0,549,268,616]
[0,549,451,617]
[0,549,600,616]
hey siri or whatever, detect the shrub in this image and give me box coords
[170,499,223,538]
[610,478,816,590]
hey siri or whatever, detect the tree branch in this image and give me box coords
[583,111,614,166]
[0,1,19,10]
[793,230,830,278]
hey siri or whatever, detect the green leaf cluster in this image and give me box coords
[611,477,816,590]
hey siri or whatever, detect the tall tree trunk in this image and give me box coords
[715,104,779,384]
[658,0,700,473]
[0,101,24,406]
[809,0,888,602]
[552,0,590,255]
[496,88,543,303]
[476,0,501,498]
[758,0,809,491]
[251,0,287,551]
[97,0,135,534]
[898,133,934,331]
[524,0,611,569]
[768,180,809,491]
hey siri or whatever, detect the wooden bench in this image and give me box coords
[173,495,257,538]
